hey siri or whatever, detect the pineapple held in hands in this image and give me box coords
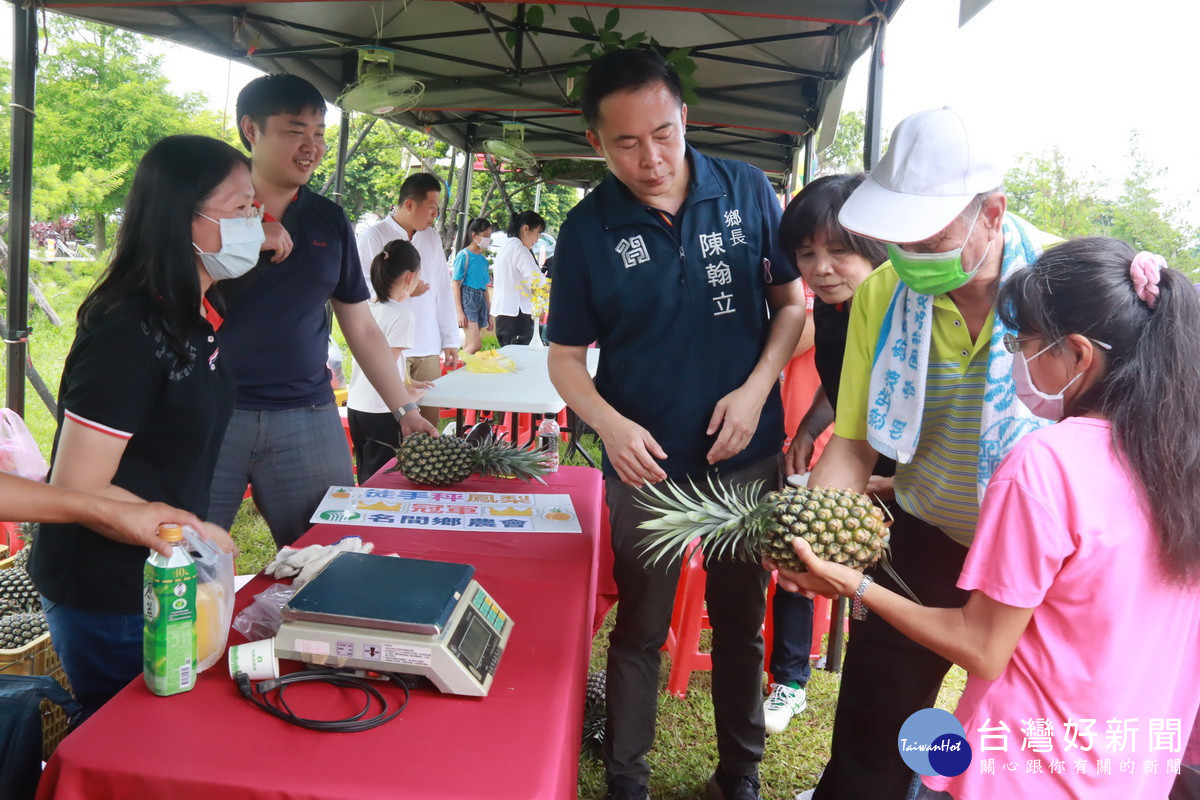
[388,432,548,486]
[637,478,917,600]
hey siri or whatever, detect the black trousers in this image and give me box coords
[814,505,970,800]
[495,312,533,346]
[602,455,780,786]
[346,408,401,484]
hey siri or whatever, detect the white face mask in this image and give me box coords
[1011,340,1083,421]
[194,213,265,281]
[476,235,492,249]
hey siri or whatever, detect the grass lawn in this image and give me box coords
[577,602,967,800]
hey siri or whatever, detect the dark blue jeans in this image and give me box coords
[769,589,813,687]
[42,596,141,721]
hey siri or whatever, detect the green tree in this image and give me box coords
[314,115,582,246]
[34,17,219,249]
[816,110,869,177]
[1107,133,1200,276]
[312,115,451,225]
[1003,148,1105,238]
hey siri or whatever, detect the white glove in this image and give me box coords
[298,537,376,587]
[265,537,376,586]
[264,546,303,578]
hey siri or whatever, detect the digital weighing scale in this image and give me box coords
[275,552,513,697]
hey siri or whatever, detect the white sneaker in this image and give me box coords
[793,790,815,800]
[763,682,807,734]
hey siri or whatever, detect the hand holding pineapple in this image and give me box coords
[766,536,863,600]
[638,478,920,602]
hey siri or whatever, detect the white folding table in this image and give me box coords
[419,344,600,463]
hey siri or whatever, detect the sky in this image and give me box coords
[8,0,1200,224]
[835,0,1200,222]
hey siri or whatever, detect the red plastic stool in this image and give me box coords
[662,551,836,697]
[662,546,711,697]
[0,521,23,554]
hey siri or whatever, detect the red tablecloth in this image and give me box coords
[38,466,605,800]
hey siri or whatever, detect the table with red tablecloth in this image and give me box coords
[38,466,609,800]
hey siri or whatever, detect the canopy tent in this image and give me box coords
[6,0,917,416]
[27,0,904,182]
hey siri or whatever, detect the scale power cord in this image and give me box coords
[235,667,411,732]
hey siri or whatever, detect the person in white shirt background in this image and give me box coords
[346,239,432,480]
[492,210,547,346]
[356,173,460,426]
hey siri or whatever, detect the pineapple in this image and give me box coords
[0,522,42,616]
[388,432,549,486]
[636,478,917,600]
[581,670,606,753]
[0,610,48,649]
[11,522,36,570]
[0,567,39,612]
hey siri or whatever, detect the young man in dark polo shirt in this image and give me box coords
[546,49,806,800]
[207,74,436,548]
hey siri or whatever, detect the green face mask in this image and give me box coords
[886,208,990,296]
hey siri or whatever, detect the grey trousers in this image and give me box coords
[602,454,780,785]
[208,403,354,549]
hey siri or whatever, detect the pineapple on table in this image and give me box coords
[0,523,49,648]
[388,432,549,486]
[636,478,917,600]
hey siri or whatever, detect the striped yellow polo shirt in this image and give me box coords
[834,263,991,546]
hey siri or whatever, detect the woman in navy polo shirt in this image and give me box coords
[30,135,257,719]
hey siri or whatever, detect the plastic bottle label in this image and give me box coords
[143,558,197,696]
[538,418,560,473]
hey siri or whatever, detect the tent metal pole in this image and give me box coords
[6,2,37,415]
[802,131,816,186]
[320,116,376,197]
[863,14,886,171]
[333,110,351,206]
[454,148,474,253]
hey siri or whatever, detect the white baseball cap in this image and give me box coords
[838,107,1002,244]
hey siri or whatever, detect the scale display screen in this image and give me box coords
[447,587,506,681]
[458,616,490,666]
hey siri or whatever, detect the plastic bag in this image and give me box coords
[462,351,519,374]
[182,525,235,673]
[0,409,47,482]
[232,583,296,642]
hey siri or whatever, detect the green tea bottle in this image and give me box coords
[143,523,197,696]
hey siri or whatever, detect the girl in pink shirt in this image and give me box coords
[777,237,1200,799]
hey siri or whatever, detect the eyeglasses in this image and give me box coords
[1001,333,1033,354]
[196,205,262,223]
[1002,332,1113,354]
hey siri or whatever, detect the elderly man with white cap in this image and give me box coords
[793,108,1058,800]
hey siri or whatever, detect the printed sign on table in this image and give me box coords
[309,486,582,533]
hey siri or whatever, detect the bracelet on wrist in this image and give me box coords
[392,401,420,422]
[851,574,874,621]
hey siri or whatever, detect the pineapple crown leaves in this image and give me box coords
[635,476,772,567]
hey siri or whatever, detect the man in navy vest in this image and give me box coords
[547,49,805,800]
